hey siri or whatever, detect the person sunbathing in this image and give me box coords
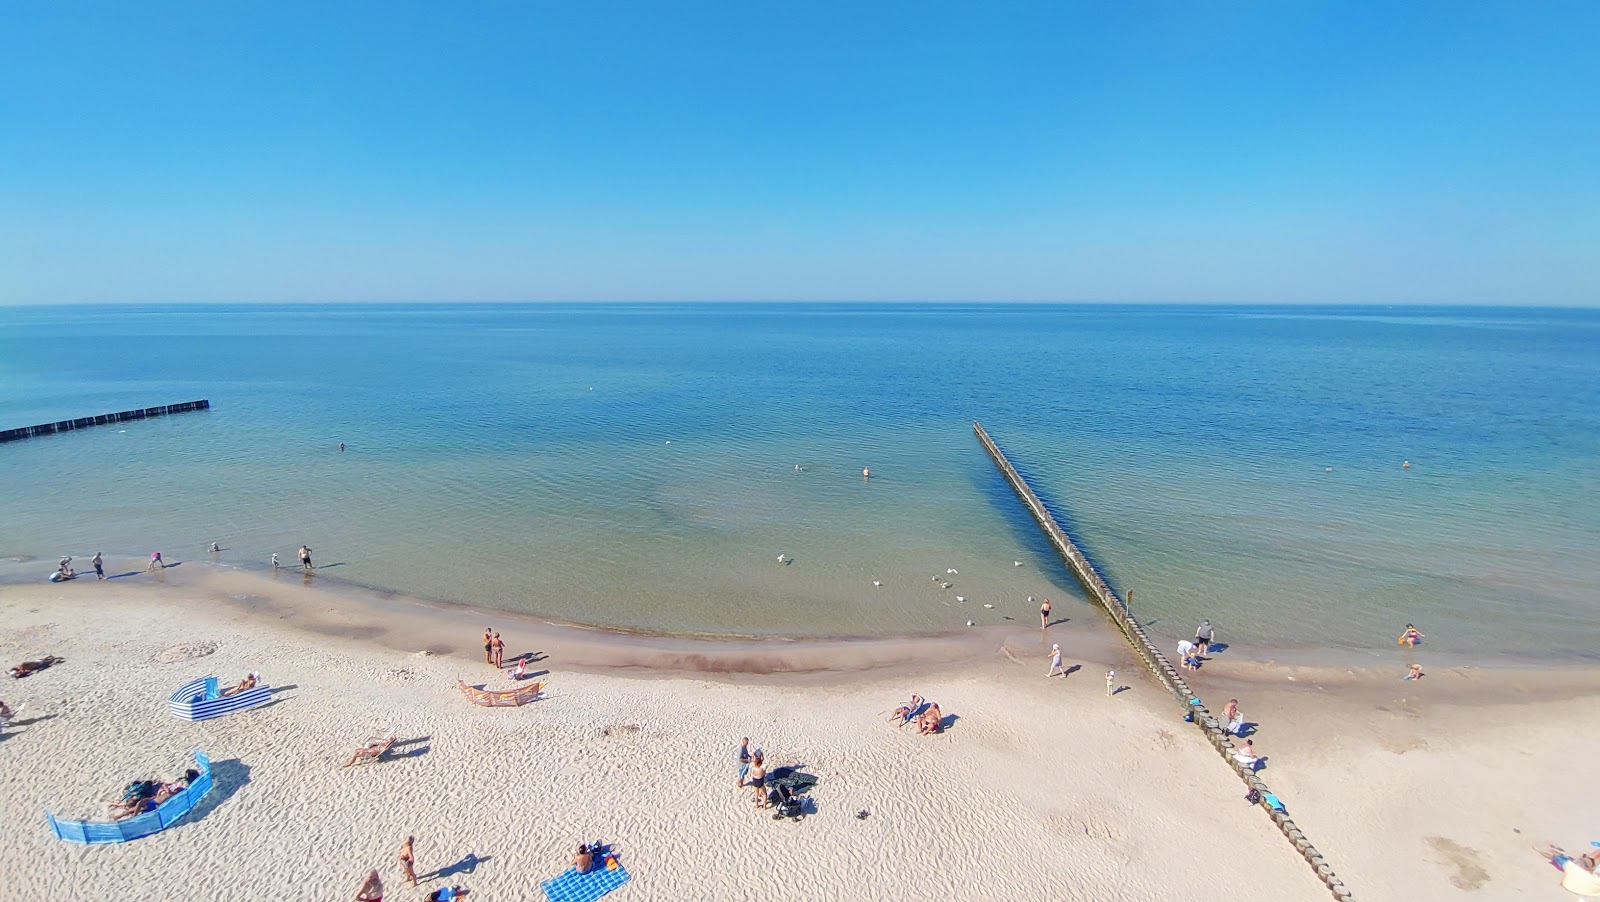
[888,694,924,726]
[918,703,944,735]
[425,886,470,902]
[343,735,397,767]
[221,673,259,696]
[10,656,62,678]
[109,769,198,818]
[1538,844,1597,872]
[573,842,595,873]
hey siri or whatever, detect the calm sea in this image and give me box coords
[2,304,1596,659]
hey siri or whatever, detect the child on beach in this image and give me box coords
[1398,625,1424,647]
[1404,663,1424,680]
[1105,670,1115,696]
[146,551,164,571]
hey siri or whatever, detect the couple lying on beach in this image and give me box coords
[108,768,200,820]
[887,694,944,735]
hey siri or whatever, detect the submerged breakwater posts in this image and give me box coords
[973,422,1354,902]
[0,400,211,443]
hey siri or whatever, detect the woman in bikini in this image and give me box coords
[399,836,417,886]
[888,694,924,726]
[748,753,767,808]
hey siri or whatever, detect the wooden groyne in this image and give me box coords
[974,422,1354,901]
[0,400,211,443]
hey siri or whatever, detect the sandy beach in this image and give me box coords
[2,560,1597,902]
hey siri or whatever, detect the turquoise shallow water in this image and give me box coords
[1,303,1596,658]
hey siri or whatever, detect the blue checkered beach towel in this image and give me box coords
[541,863,631,902]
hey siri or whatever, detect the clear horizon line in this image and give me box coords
[4,298,1597,309]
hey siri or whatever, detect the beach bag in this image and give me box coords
[1244,789,1261,805]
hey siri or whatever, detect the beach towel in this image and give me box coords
[540,862,631,902]
[765,766,818,795]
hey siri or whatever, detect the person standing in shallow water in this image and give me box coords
[299,545,312,571]
[91,552,104,580]
[1039,598,1051,630]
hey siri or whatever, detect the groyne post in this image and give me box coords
[0,400,211,443]
[974,421,1353,901]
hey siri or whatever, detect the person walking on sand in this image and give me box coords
[146,551,164,572]
[299,545,313,571]
[1039,597,1051,630]
[1046,643,1065,678]
[1105,670,1116,697]
[355,869,383,902]
[491,632,504,669]
[91,552,104,580]
[399,835,417,886]
[484,628,494,665]
[1195,620,1215,655]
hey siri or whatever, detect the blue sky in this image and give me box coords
[1,2,1595,305]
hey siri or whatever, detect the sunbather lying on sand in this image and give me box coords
[109,769,199,819]
[1538,844,1598,873]
[10,656,62,678]
[221,673,259,696]
[888,694,923,726]
[917,702,943,735]
[343,735,398,767]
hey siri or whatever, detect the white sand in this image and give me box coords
[2,566,1596,901]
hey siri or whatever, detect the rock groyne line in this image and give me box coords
[0,400,211,443]
[973,421,1353,901]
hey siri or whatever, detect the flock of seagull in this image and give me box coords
[772,554,1033,627]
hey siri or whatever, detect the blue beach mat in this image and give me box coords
[541,863,631,902]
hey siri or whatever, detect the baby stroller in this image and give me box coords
[767,784,805,822]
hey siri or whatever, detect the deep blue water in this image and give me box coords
[2,303,1596,657]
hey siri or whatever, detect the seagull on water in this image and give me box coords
[871,580,882,587]
[955,596,966,603]
[983,604,994,609]
[777,554,791,564]
[1013,561,1023,567]
[946,568,959,574]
